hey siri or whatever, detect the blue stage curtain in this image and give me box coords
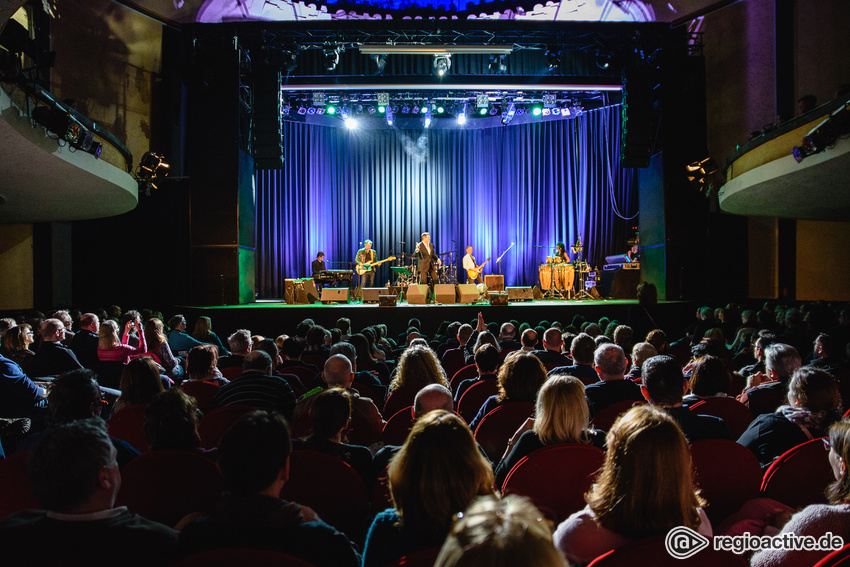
[255,106,637,298]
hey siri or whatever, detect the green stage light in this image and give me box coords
[532,107,542,116]
[327,106,336,115]
[378,105,386,113]
[479,107,487,115]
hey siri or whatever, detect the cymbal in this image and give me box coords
[438,251,453,256]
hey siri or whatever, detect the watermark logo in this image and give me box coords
[665,526,710,559]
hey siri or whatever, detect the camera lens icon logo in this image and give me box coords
[665,526,710,559]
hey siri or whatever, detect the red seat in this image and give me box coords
[285,365,321,391]
[688,398,754,439]
[383,385,418,419]
[449,364,478,394]
[351,382,382,405]
[690,439,763,524]
[381,406,416,446]
[385,547,442,567]
[543,363,562,373]
[198,405,255,449]
[219,366,243,381]
[441,349,466,383]
[107,404,150,453]
[175,548,316,567]
[760,437,834,508]
[116,450,225,527]
[280,450,369,544]
[814,542,850,567]
[301,353,328,369]
[456,379,499,423]
[499,348,518,360]
[371,465,392,518]
[501,444,605,523]
[0,451,37,520]
[473,402,535,463]
[278,373,307,396]
[180,381,221,414]
[591,400,645,432]
[587,534,747,566]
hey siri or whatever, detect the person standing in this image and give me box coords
[462,246,483,284]
[415,232,440,286]
[356,240,377,289]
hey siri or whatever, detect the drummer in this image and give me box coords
[553,242,571,264]
[552,242,573,294]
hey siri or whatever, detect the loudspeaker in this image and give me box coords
[407,284,430,305]
[589,286,602,300]
[388,285,403,298]
[321,288,350,304]
[507,287,534,302]
[297,279,319,304]
[434,284,456,304]
[489,292,508,306]
[362,287,389,304]
[379,294,398,307]
[484,274,505,291]
[284,279,297,304]
[456,284,479,304]
[532,286,543,300]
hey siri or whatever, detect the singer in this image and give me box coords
[414,232,440,286]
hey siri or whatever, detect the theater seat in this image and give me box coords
[282,366,320,391]
[116,450,225,527]
[180,381,221,415]
[107,404,150,453]
[219,366,243,381]
[381,406,415,446]
[441,350,465,384]
[175,548,316,567]
[198,405,255,449]
[0,451,37,520]
[690,439,763,524]
[473,402,535,463]
[814,542,850,567]
[456,379,499,424]
[383,386,418,419]
[587,535,747,566]
[760,437,834,509]
[449,364,478,394]
[591,400,645,432]
[501,443,605,523]
[688,398,754,439]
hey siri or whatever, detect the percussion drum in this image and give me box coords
[538,265,552,291]
[553,264,575,291]
[545,256,553,265]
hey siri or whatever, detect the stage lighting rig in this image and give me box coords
[323,45,340,71]
[136,151,170,195]
[489,54,507,74]
[433,54,451,77]
[545,47,562,72]
[501,103,516,125]
[792,103,850,163]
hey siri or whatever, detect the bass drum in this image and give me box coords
[538,265,552,291]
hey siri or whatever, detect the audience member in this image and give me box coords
[278,337,319,373]
[185,344,228,385]
[454,344,500,403]
[213,351,297,422]
[548,333,599,385]
[498,323,521,351]
[144,388,212,457]
[28,318,83,377]
[737,343,802,416]
[626,341,657,382]
[97,317,148,365]
[683,355,731,404]
[520,328,538,353]
[217,329,251,369]
[143,318,182,381]
[0,352,48,419]
[389,345,449,395]
[113,357,166,413]
[167,314,206,355]
[468,352,546,432]
[532,328,570,366]
[584,344,642,417]
[1,324,35,373]
[191,316,230,356]
[70,313,100,369]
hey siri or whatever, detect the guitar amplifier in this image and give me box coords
[484,275,504,291]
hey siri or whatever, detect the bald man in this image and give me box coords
[531,327,570,366]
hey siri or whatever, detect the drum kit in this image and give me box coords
[538,237,593,300]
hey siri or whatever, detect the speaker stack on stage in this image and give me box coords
[285,278,319,304]
[407,284,430,305]
[506,287,534,302]
[434,284,456,304]
[456,284,479,304]
[489,292,508,306]
[362,287,389,304]
[321,288,350,304]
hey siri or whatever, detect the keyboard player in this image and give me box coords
[311,252,327,290]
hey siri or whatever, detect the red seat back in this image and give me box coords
[587,535,747,567]
[371,465,392,519]
[473,402,535,463]
[456,379,499,423]
[499,348,518,360]
[441,350,465,384]
[385,547,442,567]
[107,404,150,453]
[449,364,478,394]
[814,542,850,567]
[285,365,321,391]
[301,353,327,369]
[690,439,763,524]
[502,444,605,523]
[175,548,316,567]
[116,450,225,527]
[761,437,834,508]
[180,381,221,414]
[688,398,754,439]
[383,386,418,419]
[277,373,306,396]
[381,406,415,446]
[0,451,37,520]
[351,382,382,405]
[591,400,645,432]
[280,450,369,544]
[198,405,255,449]
[219,366,243,381]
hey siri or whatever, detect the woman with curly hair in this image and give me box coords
[468,352,546,432]
[143,318,183,381]
[388,345,448,395]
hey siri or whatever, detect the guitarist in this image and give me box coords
[355,240,377,288]
[462,246,483,284]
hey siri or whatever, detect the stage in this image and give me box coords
[179,298,697,340]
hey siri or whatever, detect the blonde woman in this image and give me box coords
[494,374,605,487]
[388,345,449,394]
[143,318,182,381]
[97,317,147,365]
[191,315,230,356]
[362,410,495,567]
[553,405,710,564]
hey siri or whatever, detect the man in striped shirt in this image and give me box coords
[213,351,296,422]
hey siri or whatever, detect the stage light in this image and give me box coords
[297,106,307,115]
[542,94,557,107]
[595,50,611,70]
[479,107,488,116]
[323,46,340,71]
[501,103,516,125]
[87,141,103,159]
[489,107,499,116]
[552,107,561,115]
[457,105,467,125]
[368,106,377,114]
[315,108,325,115]
[371,54,387,73]
[532,106,542,116]
[545,47,562,72]
[542,108,551,116]
[476,94,489,108]
[436,105,445,114]
[377,93,390,106]
[340,107,357,129]
[386,105,394,126]
[489,54,507,74]
[136,151,170,193]
[412,106,420,114]
[401,105,411,114]
[685,157,723,194]
[355,104,364,114]
[312,92,325,105]
[423,108,432,128]
[326,105,336,114]
[421,105,429,114]
[307,107,316,114]
[433,54,451,77]
[377,105,386,113]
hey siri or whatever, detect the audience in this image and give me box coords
[143,318,183,381]
[217,328,251,369]
[454,344,500,404]
[683,355,732,404]
[548,333,599,385]
[113,357,167,413]
[97,317,148,365]
[532,328,570,366]
[29,318,83,377]
[584,344,642,417]
[185,344,228,385]
[144,388,212,457]
[191,316,230,356]
[70,312,100,369]
[212,351,297,422]
[0,351,48,420]
[468,352,547,432]
[167,314,206,355]
[388,345,449,395]
[2,324,35,372]
[738,343,802,416]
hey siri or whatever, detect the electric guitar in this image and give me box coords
[467,257,491,280]
[356,256,396,276]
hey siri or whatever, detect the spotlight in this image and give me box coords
[685,158,724,194]
[412,106,420,115]
[371,54,387,73]
[436,105,445,114]
[552,107,561,116]
[423,109,432,128]
[326,105,336,115]
[421,105,429,114]
[136,151,169,193]
[433,54,451,77]
[355,104,364,114]
[488,54,507,74]
[595,50,611,70]
[368,106,377,115]
[501,103,516,125]
[297,106,307,115]
[307,107,316,114]
[323,46,340,71]
[386,105,394,126]
[542,108,551,116]
[87,141,103,159]
[377,106,386,113]
[312,92,326,105]
[401,105,411,114]
[545,47,562,71]
[489,107,499,116]
[542,94,557,107]
[479,107,488,116]
[341,107,357,129]
[457,105,467,125]
[531,106,542,116]
[476,94,489,109]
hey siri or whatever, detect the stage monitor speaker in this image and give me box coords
[407,284,430,305]
[321,288,350,304]
[484,274,505,291]
[297,279,319,304]
[389,285,403,298]
[489,291,508,306]
[284,279,297,304]
[456,284,479,304]
[379,294,398,307]
[362,287,389,304]
[434,284,457,304]
[532,286,543,300]
[507,287,534,302]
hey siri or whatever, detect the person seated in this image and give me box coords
[468,352,547,433]
[350,333,390,385]
[278,337,319,373]
[435,494,566,567]
[683,355,732,405]
[388,345,450,396]
[2,324,35,373]
[750,418,850,567]
[167,314,206,355]
[191,316,230,357]
[495,374,605,488]
[548,333,599,385]
[0,352,48,421]
[213,351,297,423]
[583,344,643,417]
[97,318,148,366]
[320,353,384,441]
[217,329,251,370]
[185,344,228,386]
[738,367,843,468]
[640,355,732,441]
[28,318,83,377]
[531,328,570,367]
[553,405,712,565]
[363,410,495,567]
[142,318,183,382]
[519,328,537,353]
[178,410,361,566]
[454,344,500,404]
[112,357,167,414]
[498,323,521,351]
[292,388,373,486]
[144,388,216,460]
[70,313,101,370]
[462,330,501,366]
[0,419,178,565]
[737,343,802,416]
[329,341,384,394]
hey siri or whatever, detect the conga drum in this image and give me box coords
[556,264,575,292]
[538,265,552,291]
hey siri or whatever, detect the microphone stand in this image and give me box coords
[496,242,515,277]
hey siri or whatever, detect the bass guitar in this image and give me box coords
[467,257,491,280]
[356,256,396,276]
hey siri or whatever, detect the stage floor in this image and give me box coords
[180,298,697,340]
